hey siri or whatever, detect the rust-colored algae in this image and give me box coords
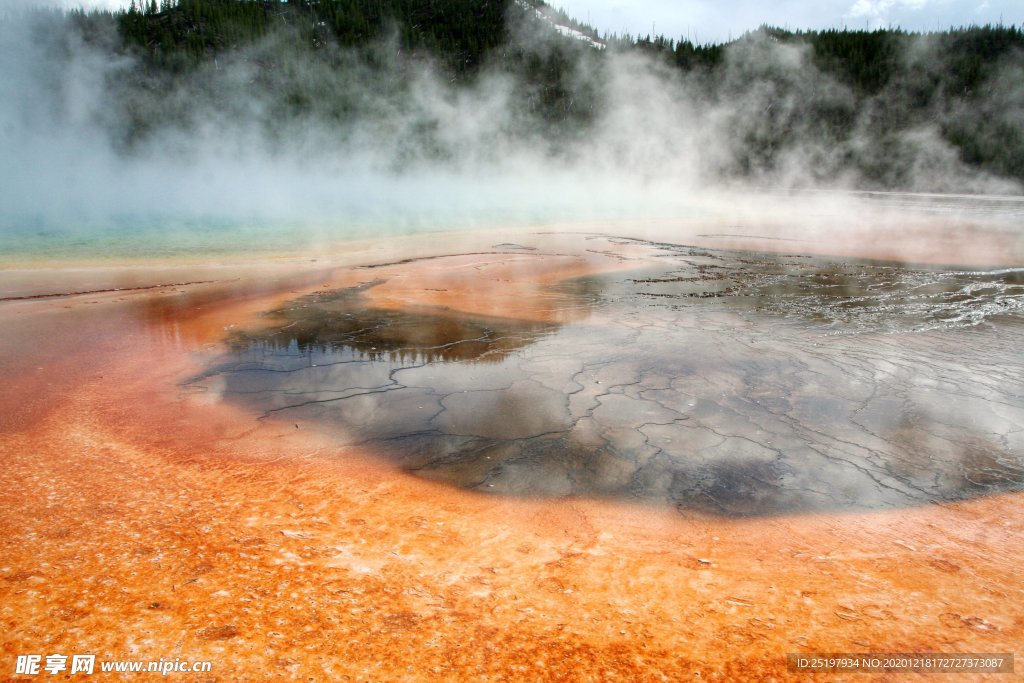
[1,230,1022,681]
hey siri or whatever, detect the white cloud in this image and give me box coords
[847,0,930,26]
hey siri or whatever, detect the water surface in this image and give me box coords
[196,236,1024,516]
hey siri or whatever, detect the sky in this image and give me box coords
[10,0,1023,43]
[556,0,1021,43]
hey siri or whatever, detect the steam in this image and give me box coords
[1,4,1021,257]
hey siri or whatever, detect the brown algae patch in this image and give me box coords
[225,280,559,363]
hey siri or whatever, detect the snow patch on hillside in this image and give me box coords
[516,0,606,50]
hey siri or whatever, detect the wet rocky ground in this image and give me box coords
[195,236,1024,516]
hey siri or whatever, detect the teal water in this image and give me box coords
[0,204,679,263]
[0,214,461,264]
[3,190,1021,264]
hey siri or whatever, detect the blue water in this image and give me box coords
[3,190,1020,264]
[0,201,695,263]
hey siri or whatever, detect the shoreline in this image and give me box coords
[4,189,1024,277]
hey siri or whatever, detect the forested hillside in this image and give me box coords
[116,0,511,72]
[644,25,1024,183]
[10,0,1024,191]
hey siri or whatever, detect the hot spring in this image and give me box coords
[190,202,1024,517]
